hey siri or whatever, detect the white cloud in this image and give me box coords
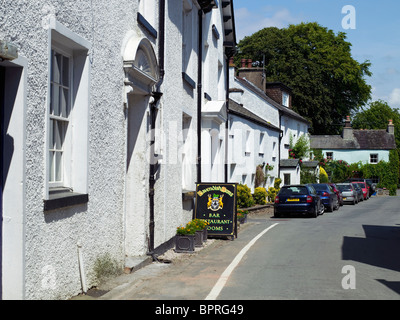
[389,88,400,107]
[235,7,303,40]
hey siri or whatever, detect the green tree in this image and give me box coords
[236,22,372,134]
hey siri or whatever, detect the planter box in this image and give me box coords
[175,234,195,253]
[203,227,208,242]
[195,230,204,247]
[239,215,247,224]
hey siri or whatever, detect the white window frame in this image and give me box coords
[370,153,379,164]
[45,18,91,200]
[139,0,156,27]
[181,113,195,191]
[282,92,289,107]
[259,132,265,156]
[182,0,195,78]
[49,47,73,188]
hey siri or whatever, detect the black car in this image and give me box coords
[274,184,324,218]
[311,183,339,212]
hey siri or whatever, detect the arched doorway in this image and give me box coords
[122,34,159,257]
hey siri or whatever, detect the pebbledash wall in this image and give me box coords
[1,0,235,299]
[1,1,137,299]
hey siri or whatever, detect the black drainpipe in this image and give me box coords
[148,0,165,260]
[197,8,203,184]
[224,55,229,183]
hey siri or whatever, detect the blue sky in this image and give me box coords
[233,0,400,109]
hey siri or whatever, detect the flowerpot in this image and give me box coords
[239,215,247,224]
[195,230,204,247]
[175,234,195,253]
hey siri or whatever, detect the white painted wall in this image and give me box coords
[320,149,390,164]
[280,115,310,160]
[228,114,280,192]
[1,0,235,300]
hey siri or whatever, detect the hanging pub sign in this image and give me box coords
[194,183,238,238]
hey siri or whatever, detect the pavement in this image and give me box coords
[71,205,274,300]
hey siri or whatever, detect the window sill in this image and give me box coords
[137,13,157,39]
[182,72,196,89]
[44,188,89,212]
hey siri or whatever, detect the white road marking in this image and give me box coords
[205,223,279,300]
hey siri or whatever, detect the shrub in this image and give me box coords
[253,187,267,205]
[300,169,318,184]
[237,184,255,208]
[274,178,282,189]
[319,167,329,183]
[267,187,278,203]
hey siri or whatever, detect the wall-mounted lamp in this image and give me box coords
[0,40,18,61]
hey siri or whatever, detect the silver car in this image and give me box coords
[337,183,358,205]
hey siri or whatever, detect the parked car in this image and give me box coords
[329,183,343,206]
[351,182,364,202]
[355,181,369,200]
[346,178,375,196]
[336,183,358,205]
[274,184,324,218]
[311,183,339,212]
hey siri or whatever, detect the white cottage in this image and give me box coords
[0,0,236,300]
[310,116,396,165]
[228,59,310,190]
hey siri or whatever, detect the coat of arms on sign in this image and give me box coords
[207,194,224,211]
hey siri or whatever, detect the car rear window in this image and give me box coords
[312,184,328,191]
[337,185,352,191]
[279,186,309,195]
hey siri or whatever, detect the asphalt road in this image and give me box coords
[218,196,400,300]
[98,195,400,301]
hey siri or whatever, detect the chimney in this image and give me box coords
[388,119,395,135]
[237,58,265,92]
[247,59,252,68]
[343,115,354,140]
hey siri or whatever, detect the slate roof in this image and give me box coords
[228,99,282,132]
[310,130,396,150]
[301,161,319,168]
[280,159,300,168]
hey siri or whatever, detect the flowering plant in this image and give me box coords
[237,209,248,219]
[190,219,209,231]
[265,163,274,171]
[176,225,196,235]
[177,219,209,235]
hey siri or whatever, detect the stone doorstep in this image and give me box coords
[124,255,153,273]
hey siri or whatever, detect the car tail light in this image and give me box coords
[275,196,279,203]
[322,192,329,196]
[307,196,313,203]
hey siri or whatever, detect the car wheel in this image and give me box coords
[319,204,325,215]
[310,205,318,218]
